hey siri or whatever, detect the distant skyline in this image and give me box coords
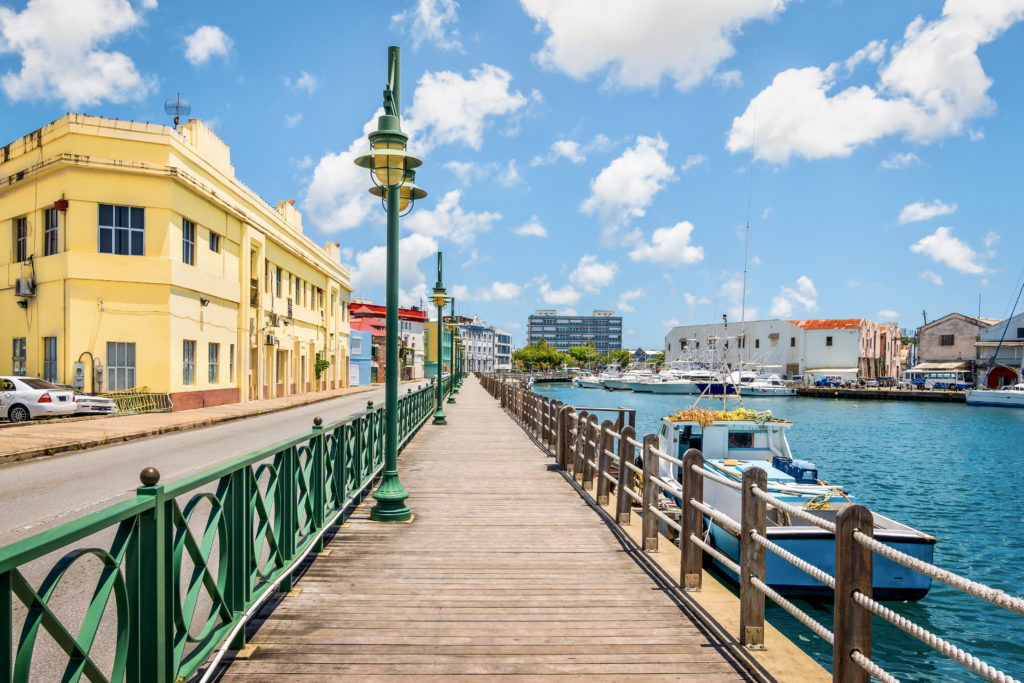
[2,0,1023,349]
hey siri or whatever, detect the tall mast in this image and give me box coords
[740,108,757,368]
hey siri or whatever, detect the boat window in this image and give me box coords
[728,432,754,448]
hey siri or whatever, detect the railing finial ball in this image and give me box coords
[367,400,374,409]
[313,416,323,426]
[139,467,160,486]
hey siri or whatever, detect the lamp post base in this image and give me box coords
[370,473,411,522]
[431,409,447,425]
[446,395,456,404]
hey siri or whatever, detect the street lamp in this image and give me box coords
[431,252,448,426]
[353,46,425,523]
[446,298,458,404]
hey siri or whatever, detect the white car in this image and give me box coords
[58,385,118,415]
[0,376,77,422]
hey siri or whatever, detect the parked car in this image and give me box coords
[58,385,118,415]
[0,376,77,422]
[864,378,879,387]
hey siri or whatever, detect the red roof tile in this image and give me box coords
[788,318,864,330]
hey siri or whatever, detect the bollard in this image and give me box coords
[680,448,704,591]
[740,467,767,649]
[834,504,874,682]
[616,425,636,524]
[641,434,659,551]
[596,419,614,505]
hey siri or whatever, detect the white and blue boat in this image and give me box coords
[656,409,935,600]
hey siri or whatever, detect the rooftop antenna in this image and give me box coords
[164,93,191,127]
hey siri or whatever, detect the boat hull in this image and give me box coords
[965,390,1024,407]
[648,381,701,394]
[574,379,604,389]
[601,379,631,390]
[695,382,737,395]
[626,381,656,392]
[739,386,797,396]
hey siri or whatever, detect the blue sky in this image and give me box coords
[2,0,1024,349]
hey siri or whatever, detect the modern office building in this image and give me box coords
[493,329,512,371]
[1,114,352,409]
[527,309,622,354]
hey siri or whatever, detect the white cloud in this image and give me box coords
[514,216,547,238]
[910,226,987,274]
[682,292,711,319]
[580,135,676,243]
[455,281,524,301]
[769,275,818,317]
[881,152,920,169]
[844,39,887,72]
[983,231,1000,250]
[0,0,154,107]
[539,280,581,306]
[350,233,439,293]
[497,159,522,187]
[728,3,1024,163]
[628,221,704,265]
[140,0,157,6]
[920,270,944,285]
[569,254,618,293]
[444,160,485,185]
[617,288,645,313]
[521,0,791,91]
[286,71,317,95]
[660,318,681,329]
[404,189,502,246]
[304,114,383,231]
[530,134,612,166]
[846,279,860,288]
[680,154,707,171]
[284,113,303,128]
[877,310,900,322]
[185,25,232,66]
[713,70,743,89]
[899,199,957,224]
[293,155,313,169]
[392,0,462,52]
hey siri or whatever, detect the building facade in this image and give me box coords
[1,115,351,409]
[459,316,495,373]
[527,309,622,354]
[974,313,1024,387]
[349,300,427,380]
[493,329,512,371]
[348,327,373,387]
[424,317,454,378]
[916,313,998,379]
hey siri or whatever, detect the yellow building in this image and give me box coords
[1,114,352,409]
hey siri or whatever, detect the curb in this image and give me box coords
[0,381,424,465]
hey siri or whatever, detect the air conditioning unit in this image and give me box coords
[265,333,276,346]
[15,278,35,297]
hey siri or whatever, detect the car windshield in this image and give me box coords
[19,378,61,390]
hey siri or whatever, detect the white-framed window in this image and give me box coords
[13,217,27,263]
[182,218,196,265]
[44,209,60,256]
[98,204,144,256]
[351,335,363,356]
[12,338,26,376]
[183,340,196,385]
[106,342,136,390]
[208,342,219,383]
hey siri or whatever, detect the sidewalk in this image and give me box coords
[0,381,421,464]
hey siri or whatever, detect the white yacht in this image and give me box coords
[965,383,1024,408]
[737,366,797,396]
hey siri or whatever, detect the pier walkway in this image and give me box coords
[218,378,760,681]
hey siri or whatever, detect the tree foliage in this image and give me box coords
[602,349,632,369]
[567,342,600,368]
[512,338,567,369]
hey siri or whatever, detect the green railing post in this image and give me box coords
[129,467,173,683]
[225,467,252,649]
[276,448,297,593]
[2,570,11,683]
[332,424,346,514]
[311,417,326,553]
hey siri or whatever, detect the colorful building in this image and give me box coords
[1,114,352,409]
[349,300,428,380]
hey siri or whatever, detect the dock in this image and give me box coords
[217,377,821,680]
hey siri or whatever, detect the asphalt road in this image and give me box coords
[0,381,429,546]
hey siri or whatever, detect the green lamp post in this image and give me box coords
[431,252,448,425]
[353,46,426,523]
[446,299,458,404]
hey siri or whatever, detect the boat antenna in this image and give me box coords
[986,276,1024,387]
[740,106,757,367]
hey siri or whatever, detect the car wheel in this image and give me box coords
[8,404,30,423]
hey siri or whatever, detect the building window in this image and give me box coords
[1018,327,1024,339]
[44,209,59,256]
[209,232,221,253]
[183,340,196,385]
[98,204,144,256]
[106,342,136,390]
[208,342,220,383]
[940,334,954,346]
[275,267,282,297]
[182,219,196,265]
[351,335,362,356]
[12,338,26,376]
[264,259,270,293]
[755,339,760,349]
[229,343,234,383]
[791,337,796,347]
[43,337,57,383]
[13,217,27,262]
[826,336,833,347]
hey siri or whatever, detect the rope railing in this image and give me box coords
[482,373,1023,682]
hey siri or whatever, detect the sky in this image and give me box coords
[2,0,1024,349]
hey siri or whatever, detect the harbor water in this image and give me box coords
[532,383,1024,682]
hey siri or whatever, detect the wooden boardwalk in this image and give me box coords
[218,378,761,681]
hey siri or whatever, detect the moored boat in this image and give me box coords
[655,407,934,599]
[965,383,1024,407]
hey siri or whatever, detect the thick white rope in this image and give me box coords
[852,531,1024,616]
[606,429,621,440]
[650,474,681,497]
[689,533,740,574]
[691,463,743,491]
[620,486,642,503]
[850,650,900,683]
[648,505,681,532]
[688,498,741,535]
[851,591,1021,683]
[623,461,643,476]
[750,484,837,533]
[750,530,836,589]
[601,471,617,485]
[626,436,643,449]
[749,576,835,646]
[650,445,683,468]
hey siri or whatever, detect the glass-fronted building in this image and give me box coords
[526,309,622,354]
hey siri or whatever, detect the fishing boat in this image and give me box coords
[738,367,797,396]
[602,365,653,391]
[655,408,935,599]
[965,383,1024,407]
[574,374,604,389]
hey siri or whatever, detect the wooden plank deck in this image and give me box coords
[217,378,763,681]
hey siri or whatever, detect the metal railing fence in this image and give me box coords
[479,373,1023,683]
[0,379,446,683]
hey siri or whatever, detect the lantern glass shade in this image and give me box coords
[431,292,447,308]
[372,139,407,186]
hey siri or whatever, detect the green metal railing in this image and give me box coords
[0,378,452,682]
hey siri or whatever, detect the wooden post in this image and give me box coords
[641,434,659,551]
[582,415,598,491]
[616,426,636,524]
[740,467,767,649]
[834,504,873,683]
[572,410,589,477]
[556,405,572,470]
[596,419,614,504]
[680,448,704,591]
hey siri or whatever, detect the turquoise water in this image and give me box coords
[532,383,1024,681]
